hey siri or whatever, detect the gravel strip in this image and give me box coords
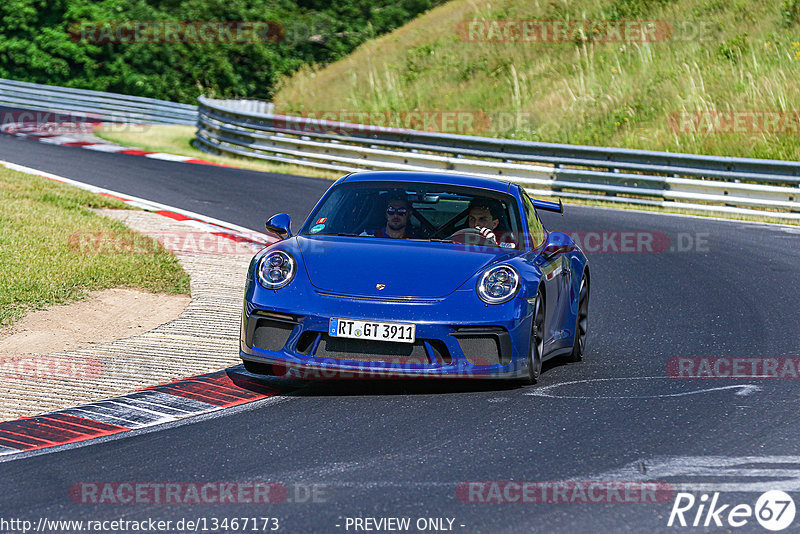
[0,209,256,421]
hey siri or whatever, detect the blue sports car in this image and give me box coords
[240,171,589,383]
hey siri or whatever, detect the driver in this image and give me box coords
[462,198,502,245]
[363,194,416,239]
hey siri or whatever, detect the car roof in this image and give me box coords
[340,171,513,194]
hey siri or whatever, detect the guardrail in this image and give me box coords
[194,96,800,220]
[0,78,197,125]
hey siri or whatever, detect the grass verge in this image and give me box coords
[94,124,341,180]
[273,0,800,162]
[0,166,190,327]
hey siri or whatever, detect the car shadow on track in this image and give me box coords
[227,357,575,397]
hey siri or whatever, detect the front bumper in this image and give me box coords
[240,275,535,380]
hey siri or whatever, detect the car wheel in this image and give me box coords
[568,276,589,362]
[243,360,273,375]
[525,288,545,384]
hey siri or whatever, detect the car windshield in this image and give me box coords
[299,181,524,249]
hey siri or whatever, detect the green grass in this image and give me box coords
[94,124,340,180]
[272,0,800,161]
[0,166,190,327]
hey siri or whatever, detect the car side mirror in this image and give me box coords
[265,213,292,240]
[542,231,575,258]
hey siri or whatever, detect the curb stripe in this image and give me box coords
[184,158,234,167]
[211,231,255,244]
[13,420,90,441]
[45,413,129,432]
[39,135,80,144]
[0,415,130,448]
[2,125,226,166]
[83,144,128,152]
[123,391,216,414]
[97,192,130,201]
[63,141,100,147]
[0,421,82,443]
[0,160,275,251]
[145,153,193,162]
[155,210,191,221]
[56,407,145,428]
[0,431,55,447]
[0,160,283,458]
[31,416,109,436]
[0,369,290,457]
[151,381,257,406]
[0,437,43,449]
[118,149,154,156]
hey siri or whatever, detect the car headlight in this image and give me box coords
[477,265,520,304]
[257,251,296,289]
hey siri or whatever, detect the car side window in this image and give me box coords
[522,194,546,249]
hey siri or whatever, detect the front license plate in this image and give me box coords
[329,318,416,343]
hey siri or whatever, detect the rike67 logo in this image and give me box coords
[668,490,796,531]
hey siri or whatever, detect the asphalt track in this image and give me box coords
[1,133,800,533]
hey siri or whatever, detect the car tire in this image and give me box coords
[525,288,545,384]
[243,360,274,375]
[567,275,589,363]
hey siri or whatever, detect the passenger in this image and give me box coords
[363,195,416,239]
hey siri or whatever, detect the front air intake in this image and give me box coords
[314,335,431,365]
[451,327,511,366]
[247,314,298,351]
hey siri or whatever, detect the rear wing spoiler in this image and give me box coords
[532,198,564,214]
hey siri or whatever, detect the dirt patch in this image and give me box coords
[0,288,190,357]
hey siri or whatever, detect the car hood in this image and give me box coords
[297,236,516,299]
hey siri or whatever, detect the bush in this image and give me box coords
[0,0,445,103]
[782,0,800,25]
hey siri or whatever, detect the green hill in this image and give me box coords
[273,0,800,160]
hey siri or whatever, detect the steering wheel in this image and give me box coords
[449,227,496,246]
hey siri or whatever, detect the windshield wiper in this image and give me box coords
[331,233,379,238]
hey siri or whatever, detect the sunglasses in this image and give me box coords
[386,207,409,216]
